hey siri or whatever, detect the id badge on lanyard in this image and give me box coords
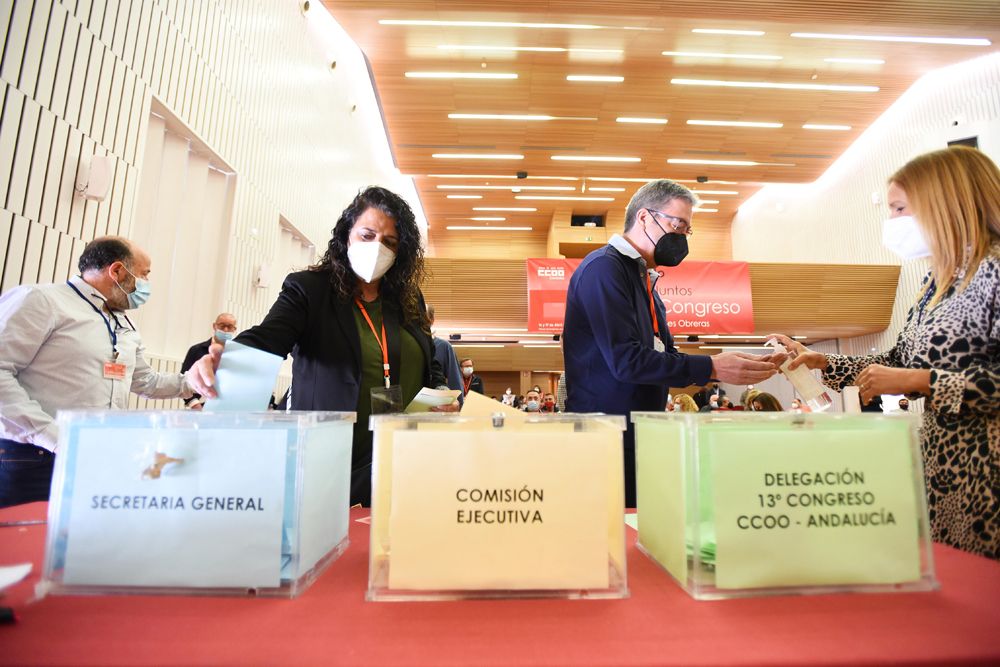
[356,299,405,414]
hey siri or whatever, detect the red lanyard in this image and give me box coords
[646,273,660,336]
[355,300,391,388]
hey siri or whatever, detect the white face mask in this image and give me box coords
[347,241,396,283]
[882,215,932,260]
[462,367,474,377]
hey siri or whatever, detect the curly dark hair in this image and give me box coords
[312,186,428,329]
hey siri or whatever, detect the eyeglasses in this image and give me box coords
[647,209,694,236]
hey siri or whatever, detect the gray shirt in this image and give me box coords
[0,275,191,451]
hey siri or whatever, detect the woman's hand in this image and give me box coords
[185,343,224,399]
[430,401,461,413]
[768,333,828,372]
[856,365,931,404]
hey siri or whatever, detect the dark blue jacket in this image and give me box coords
[563,243,713,418]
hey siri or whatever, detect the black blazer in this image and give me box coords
[237,269,445,411]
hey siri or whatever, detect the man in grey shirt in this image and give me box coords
[0,236,193,507]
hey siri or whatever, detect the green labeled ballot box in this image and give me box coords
[367,413,628,601]
[41,410,355,598]
[633,412,938,599]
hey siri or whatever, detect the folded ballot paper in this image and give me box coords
[404,387,462,413]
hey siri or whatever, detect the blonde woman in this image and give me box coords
[673,394,699,413]
[772,146,999,560]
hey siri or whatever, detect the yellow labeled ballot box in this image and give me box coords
[633,412,938,600]
[41,410,354,598]
[367,413,628,601]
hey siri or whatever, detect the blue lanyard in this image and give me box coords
[915,279,937,323]
[66,281,131,357]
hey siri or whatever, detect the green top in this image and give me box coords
[353,298,424,434]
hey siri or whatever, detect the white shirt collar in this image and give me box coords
[69,274,115,312]
[608,234,641,260]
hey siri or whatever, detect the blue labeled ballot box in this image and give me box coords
[40,410,354,598]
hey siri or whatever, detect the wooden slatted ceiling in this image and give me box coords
[422,258,900,340]
[324,0,999,255]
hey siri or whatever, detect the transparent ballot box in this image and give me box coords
[41,410,355,598]
[633,412,938,600]
[367,413,628,601]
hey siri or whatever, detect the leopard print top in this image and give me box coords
[823,242,999,560]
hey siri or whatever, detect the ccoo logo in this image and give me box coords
[537,267,565,278]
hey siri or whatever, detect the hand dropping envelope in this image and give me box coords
[203,341,284,412]
[405,387,462,413]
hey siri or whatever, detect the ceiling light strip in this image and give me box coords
[663,51,781,60]
[671,78,879,92]
[692,28,765,36]
[792,32,991,46]
[514,195,615,201]
[448,113,597,121]
[405,72,518,79]
[669,158,795,166]
[446,226,534,231]
[552,155,640,162]
[438,45,623,54]
[823,57,885,64]
[432,153,524,160]
[687,119,783,128]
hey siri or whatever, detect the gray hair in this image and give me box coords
[623,179,698,231]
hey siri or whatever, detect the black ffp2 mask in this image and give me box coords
[653,232,688,267]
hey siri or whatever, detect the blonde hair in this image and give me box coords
[889,146,1000,307]
[674,394,698,412]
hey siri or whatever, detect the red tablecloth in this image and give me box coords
[1,502,998,666]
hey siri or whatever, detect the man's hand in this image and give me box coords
[185,343,223,399]
[710,352,779,384]
[768,333,828,372]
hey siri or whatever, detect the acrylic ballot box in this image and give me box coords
[367,413,628,601]
[633,412,938,600]
[40,410,355,598]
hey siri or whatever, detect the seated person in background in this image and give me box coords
[522,389,541,412]
[187,186,450,507]
[897,397,911,411]
[180,312,237,409]
[673,394,698,412]
[540,392,559,413]
[719,397,734,409]
[750,392,783,412]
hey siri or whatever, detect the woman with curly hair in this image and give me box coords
[672,394,699,413]
[189,186,447,506]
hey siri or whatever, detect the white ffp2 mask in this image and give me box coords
[882,216,932,260]
[348,241,396,283]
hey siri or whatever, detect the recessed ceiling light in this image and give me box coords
[663,51,781,60]
[691,189,740,195]
[427,173,515,178]
[432,153,524,159]
[692,28,765,36]
[587,177,654,182]
[473,207,538,211]
[469,217,506,221]
[448,113,598,121]
[616,117,668,124]
[669,158,794,166]
[438,45,623,54]
[405,72,518,79]
[567,75,624,83]
[803,123,852,130]
[552,155,640,162]
[671,78,879,92]
[381,19,604,30]
[515,195,615,201]
[792,32,991,46]
[446,194,483,199]
[697,199,720,204]
[823,57,885,64]
[446,226,534,231]
[688,119,783,128]
[693,207,718,213]
[587,187,626,192]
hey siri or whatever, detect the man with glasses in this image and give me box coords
[562,179,782,507]
[180,313,237,409]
